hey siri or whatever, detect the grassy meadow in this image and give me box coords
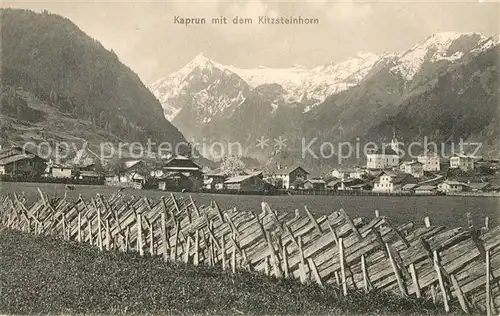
[0,229,463,315]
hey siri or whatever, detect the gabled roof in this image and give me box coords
[124,160,142,170]
[401,161,423,166]
[467,182,490,190]
[440,180,467,186]
[163,155,201,170]
[225,174,260,184]
[402,183,419,190]
[305,179,325,184]
[367,146,398,156]
[0,154,36,166]
[274,165,309,176]
[415,185,437,190]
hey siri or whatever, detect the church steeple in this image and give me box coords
[390,127,399,153]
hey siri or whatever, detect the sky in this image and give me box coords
[2,0,499,84]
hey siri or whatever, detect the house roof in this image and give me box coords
[163,155,201,170]
[401,161,423,166]
[350,183,371,189]
[327,180,340,187]
[392,174,415,184]
[332,168,358,174]
[441,180,467,186]
[367,146,398,156]
[305,179,325,184]
[468,182,490,190]
[225,174,260,184]
[274,165,309,176]
[0,154,36,166]
[124,160,142,170]
[243,169,263,176]
[415,185,437,190]
[342,178,366,185]
[80,170,100,177]
[205,173,226,178]
[402,183,419,189]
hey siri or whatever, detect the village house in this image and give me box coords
[0,146,47,178]
[372,170,417,193]
[272,166,309,189]
[326,179,341,191]
[105,159,146,188]
[466,182,490,192]
[414,185,438,195]
[45,160,73,178]
[366,137,400,170]
[341,178,372,191]
[417,151,441,171]
[203,173,226,190]
[224,174,265,192]
[331,168,367,180]
[152,155,203,191]
[399,161,424,178]
[158,172,194,191]
[437,180,469,193]
[449,154,475,172]
[303,179,326,190]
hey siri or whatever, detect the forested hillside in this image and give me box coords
[0,9,187,155]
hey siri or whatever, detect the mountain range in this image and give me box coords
[150,32,500,167]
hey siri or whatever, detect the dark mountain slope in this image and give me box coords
[1,9,186,151]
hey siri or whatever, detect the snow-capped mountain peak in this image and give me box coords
[150,31,496,123]
[391,31,486,80]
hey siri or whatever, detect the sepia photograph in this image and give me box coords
[0,0,499,315]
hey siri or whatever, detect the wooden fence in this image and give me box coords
[1,189,499,315]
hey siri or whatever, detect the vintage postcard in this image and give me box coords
[0,0,499,315]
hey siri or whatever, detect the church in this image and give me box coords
[366,134,400,170]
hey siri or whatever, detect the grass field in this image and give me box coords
[1,181,498,228]
[0,229,464,315]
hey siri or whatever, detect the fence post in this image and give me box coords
[77,211,82,243]
[136,212,143,257]
[149,220,154,256]
[409,263,421,298]
[433,250,449,312]
[194,230,200,266]
[361,254,369,293]
[386,243,407,297]
[298,236,307,284]
[424,216,431,228]
[231,230,237,273]
[450,274,469,314]
[87,216,92,246]
[221,233,227,270]
[339,237,347,296]
[486,249,491,316]
[184,236,191,264]
[97,204,103,251]
[106,218,111,251]
[282,240,289,278]
[161,212,168,261]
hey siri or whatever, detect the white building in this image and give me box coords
[331,168,367,180]
[449,154,475,172]
[417,152,441,171]
[399,161,424,178]
[366,138,400,170]
[372,170,417,193]
[437,180,469,193]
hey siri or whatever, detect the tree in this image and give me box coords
[107,156,125,177]
[220,155,246,177]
